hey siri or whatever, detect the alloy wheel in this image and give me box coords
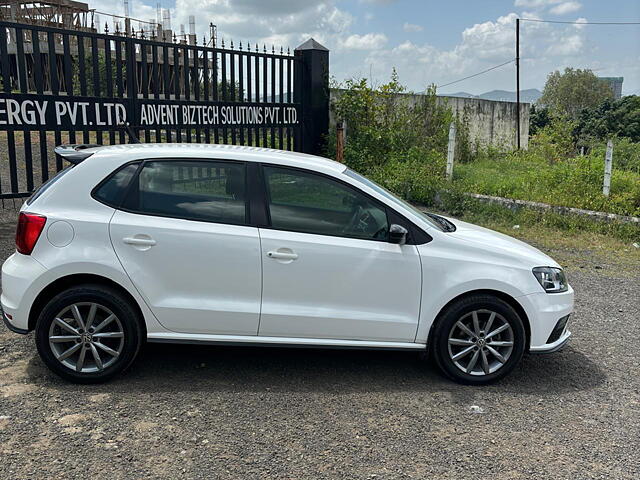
[48,302,125,373]
[447,309,514,376]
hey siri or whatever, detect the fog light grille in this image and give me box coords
[546,315,570,344]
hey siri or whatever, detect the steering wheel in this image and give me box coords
[343,206,364,234]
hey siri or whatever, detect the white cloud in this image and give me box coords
[549,1,582,15]
[403,22,423,33]
[341,33,388,50]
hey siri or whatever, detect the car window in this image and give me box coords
[128,160,247,224]
[93,163,139,207]
[264,166,389,240]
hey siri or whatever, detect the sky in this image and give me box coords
[91,0,640,96]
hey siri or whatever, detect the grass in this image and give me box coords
[452,151,640,217]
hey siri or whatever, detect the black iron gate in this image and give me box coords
[0,21,329,200]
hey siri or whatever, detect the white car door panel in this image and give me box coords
[258,228,422,342]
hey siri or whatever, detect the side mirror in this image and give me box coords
[389,224,408,245]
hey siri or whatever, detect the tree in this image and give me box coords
[529,104,551,136]
[538,68,613,119]
[575,95,640,143]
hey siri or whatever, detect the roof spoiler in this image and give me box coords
[54,144,101,164]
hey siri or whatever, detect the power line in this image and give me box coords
[437,59,515,89]
[520,18,640,25]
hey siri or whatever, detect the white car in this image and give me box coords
[1,144,573,384]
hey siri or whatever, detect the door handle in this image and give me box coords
[123,236,156,247]
[267,251,298,260]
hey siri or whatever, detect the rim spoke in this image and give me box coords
[57,342,81,361]
[452,345,475,361]
[486,323,509,339]
[93,314,116,333]
[466,349,480,373]
[71,304,85,330]
[76,346,87,372]
[480,349,490,374]
[456,321,475,338]
[487,345,506,363]
[472,311,481,335]
[90,344,104,371]
[448,338,474,346]
[50,335,80,343]
[85,303,98,330]
[94,342,119,358]
[92,332,124,339]
[488,340,513,347]
[484,312,496,334]
[54,318,79,335]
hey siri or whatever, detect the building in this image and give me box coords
[599,77,624,100]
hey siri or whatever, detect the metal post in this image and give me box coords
[515,18,521,150]
[446,122,456,181]
[603,140,613,196]
[294,38,329,155]
[336,121,345,163]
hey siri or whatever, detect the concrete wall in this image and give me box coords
[330,89,530,150]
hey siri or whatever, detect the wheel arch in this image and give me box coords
[427,289,531,353]
[28,273,147,336]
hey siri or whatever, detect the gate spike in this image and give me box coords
[255,43,259,52]
[115,22,120,34]
[247,41,251,51]
[287,46,290,55]
[173,32,177,43]
[203,35,207,46]
[230,39,234,49]
[104,22,109,34]
[280,46,283,54]
[239,41,243,51]
[263,44,266,53]
[271,45,275,54]
[221,37,225,48]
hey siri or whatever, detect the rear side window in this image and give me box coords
[93,163,139,207]
[125,160,247,225]
[26,166,74,205]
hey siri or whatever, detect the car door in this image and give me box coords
[109,159,262,335]
[258,165,423,342]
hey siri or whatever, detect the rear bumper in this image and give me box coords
[1,303,29,334]
[1,252,48,332]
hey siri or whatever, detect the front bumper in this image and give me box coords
[518,285,574,352]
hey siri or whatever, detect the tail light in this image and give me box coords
[16,212,47,255]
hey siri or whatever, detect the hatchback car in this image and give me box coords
[1,143,573,384]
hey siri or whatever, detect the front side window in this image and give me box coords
[126,160,247,224]
[264,166,388,240]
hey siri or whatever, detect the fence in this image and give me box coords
[0,21,329,200]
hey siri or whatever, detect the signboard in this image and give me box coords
[0,94,300,131]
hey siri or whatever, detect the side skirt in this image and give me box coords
[147,333,426,351]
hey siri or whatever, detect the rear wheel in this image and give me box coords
[431,295,526,385]
[35,284,143,383]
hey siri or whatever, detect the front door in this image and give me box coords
[109,159,262,335]
[258,165,422,342]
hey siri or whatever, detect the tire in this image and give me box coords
[431,294,526,385]
[35,284,143,383]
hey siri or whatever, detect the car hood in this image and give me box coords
[439,217,560,268]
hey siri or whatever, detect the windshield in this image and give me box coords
[344,168,444,231]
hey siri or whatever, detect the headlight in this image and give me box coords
[532,267,568,293]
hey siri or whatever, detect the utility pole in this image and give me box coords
[516,18,521,150]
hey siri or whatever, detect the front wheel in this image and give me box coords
[431,295,526,385]
[35,284,143,383]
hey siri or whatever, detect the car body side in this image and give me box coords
[1,144,573,352]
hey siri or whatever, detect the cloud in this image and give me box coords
[403,22,423,33]
[514,0,562,8]
[341,33,388,50]
[549,1,582,15]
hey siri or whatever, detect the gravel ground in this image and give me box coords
[0,212,639,479]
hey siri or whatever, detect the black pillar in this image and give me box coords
[294,38,329,156]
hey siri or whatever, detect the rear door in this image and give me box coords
[257,165,423,342]
[109,159,262,335]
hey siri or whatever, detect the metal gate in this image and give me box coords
[0,21,329,200]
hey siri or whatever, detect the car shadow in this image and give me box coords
[26,341,605,396]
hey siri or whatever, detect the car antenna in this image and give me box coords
[119,122,141,144]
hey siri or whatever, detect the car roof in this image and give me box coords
[85,143,347,174]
